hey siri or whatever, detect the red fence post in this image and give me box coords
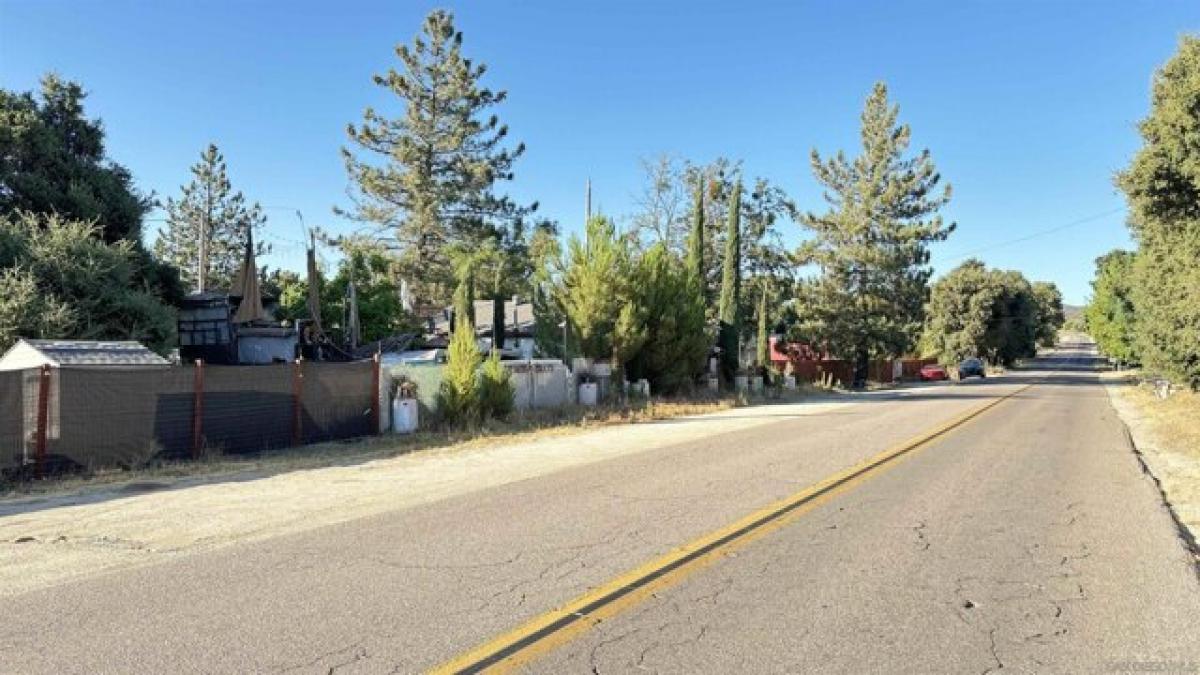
[371,352,381,435]
[191,359,205,459]
[34,364,50,479]
[292,358,304,447]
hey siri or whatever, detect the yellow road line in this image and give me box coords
[430,382,1034,674]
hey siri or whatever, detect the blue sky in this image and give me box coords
[3,1,1198,305]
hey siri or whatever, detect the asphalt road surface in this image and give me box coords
[2,344,1198,674]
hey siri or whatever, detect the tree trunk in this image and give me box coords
[852,347,869,390]
[492,294,505,352]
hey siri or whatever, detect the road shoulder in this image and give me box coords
[1103,373,1200,561]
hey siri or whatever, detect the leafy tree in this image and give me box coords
[1031,281,1065,347]
[155,144,268,292]
[1116,35,1200,388]
[0,74,183,305]
[983,270,1039,367]
[795,82,954,386]
[0,213,176,353]
[629,154,689,251]
[1084,250,1138,364]
[922,260,1051,368]
[922,260,1000,365]
[557,216,644,364]
[0,74,152,244]
[627,244,708,394]
[631,156,793,322]
[274,238,420,344]
[340,9,533,319]
[716,182,742,384]
[479,349,514,420]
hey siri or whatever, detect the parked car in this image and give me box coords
[958,357,986,379]
[919,363,949,381]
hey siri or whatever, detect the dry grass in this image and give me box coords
[1108,372,1200,544]
[1124,380,1200,463]
[0,389,824,501]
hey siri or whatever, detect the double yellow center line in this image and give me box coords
[432,382,1033,674]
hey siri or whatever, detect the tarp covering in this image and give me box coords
[231,228,264,324]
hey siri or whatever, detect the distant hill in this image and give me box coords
[1064,304,1084,320]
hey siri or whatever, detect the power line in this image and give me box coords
[940,207,1125,262]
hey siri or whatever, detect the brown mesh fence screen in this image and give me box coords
[4,361,378,477]
[200,365,295,455]
[0,371,24,471]
[301,361,375,444]
[51,368,195,470]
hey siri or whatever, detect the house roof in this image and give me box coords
[10,339,171,367]
[433,300,536,336]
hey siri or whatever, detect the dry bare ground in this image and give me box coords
[1104,373,1200,549]
[0,393,846,598]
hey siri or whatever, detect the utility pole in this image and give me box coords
[198,181,212,294]
[585,178,592,223]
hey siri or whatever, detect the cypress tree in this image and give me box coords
[686,178,706,294]
[438,268,482,424]
[717,182,742,385]
[756,285,769,378]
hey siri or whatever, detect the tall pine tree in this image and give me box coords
[155,144,268,293]
[340,10,532,319]
[796,83,953,387]
[716,182,742,385]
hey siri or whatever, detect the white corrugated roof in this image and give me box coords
[19,339,170,367]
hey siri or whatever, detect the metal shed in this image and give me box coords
[0,339,170,371]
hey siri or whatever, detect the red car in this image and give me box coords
[919,363,949,381]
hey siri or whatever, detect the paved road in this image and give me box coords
[2,344,1197,673]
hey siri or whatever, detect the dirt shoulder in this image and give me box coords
[1104,373,1200,549]
[0,395,850,598]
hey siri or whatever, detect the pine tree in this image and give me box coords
[155,144,268,292]
[796,82,954,387]
[558,216,643,363]
[716,182,742,384]
[340,10,532,319]
[632,244,708,394]
[1116,35,1200,388]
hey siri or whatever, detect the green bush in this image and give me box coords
[479,350,515,420]
[436,313,482,425]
